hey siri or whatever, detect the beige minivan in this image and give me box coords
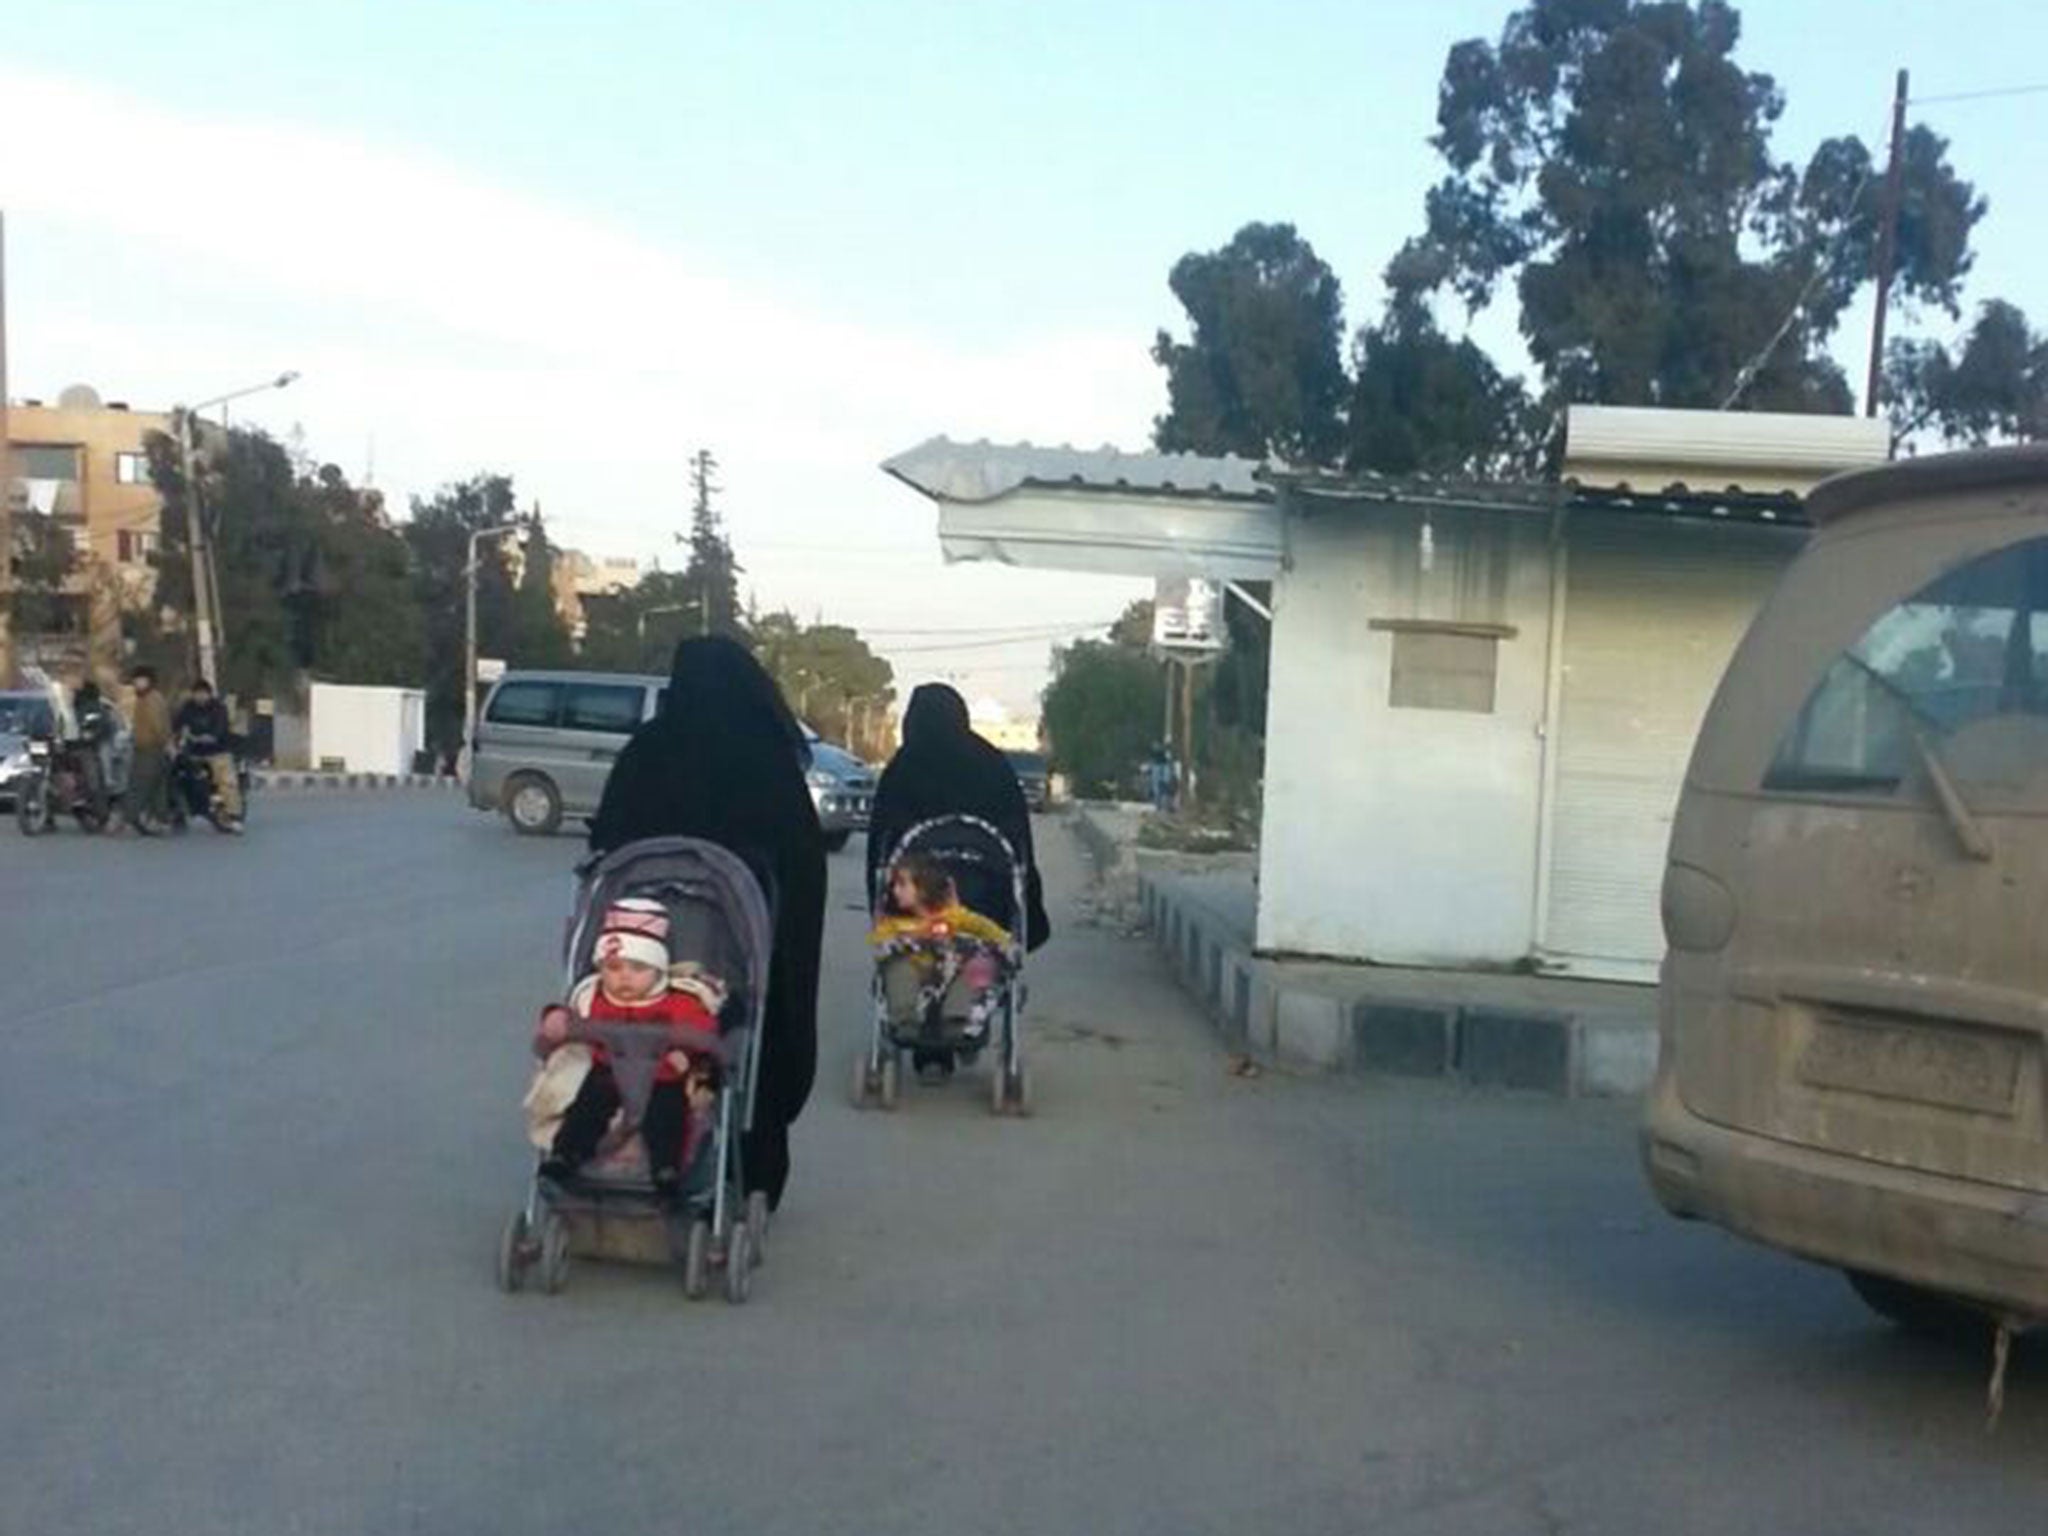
[1645,444,2048,1330]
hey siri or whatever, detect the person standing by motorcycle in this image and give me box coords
[173,679,243,832]
[72,682,123,804]
[125,667,173,834]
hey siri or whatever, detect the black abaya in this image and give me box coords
[589,638,826,1209]
[866,683,1051,952]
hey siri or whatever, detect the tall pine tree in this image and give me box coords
[680,449,745,642]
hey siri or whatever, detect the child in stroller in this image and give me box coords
[501,836,773,1303]
[854,815,1032,1114]
[870,851,1012,1075]
[529,897,724,1202]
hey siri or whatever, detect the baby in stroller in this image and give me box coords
[869,851,1012,1079]
[528,896,726,1203]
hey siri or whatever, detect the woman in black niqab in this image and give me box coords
[866,682,1051,952]
[589,637,825,1210]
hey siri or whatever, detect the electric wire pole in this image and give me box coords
[1864,69,1910,418]
[0,211,13,685]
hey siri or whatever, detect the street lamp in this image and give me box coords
[176,370,299,687]
[635,598,706,641]
[462,522,523,776]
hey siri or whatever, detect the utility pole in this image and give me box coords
[1179,657,1198,808]
[1864,68,1910,418]
[0,210,12,686]
[175,372,299,690]
[177,412,222,687]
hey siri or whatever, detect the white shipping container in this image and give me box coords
[308,683,427,777]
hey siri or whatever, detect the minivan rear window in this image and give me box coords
[1765,535,2048,793]
[485,681,562,727]
[562,683,644,734]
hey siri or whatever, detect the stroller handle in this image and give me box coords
[550,1020,731,1065]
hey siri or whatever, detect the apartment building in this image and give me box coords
[3,383,171,683]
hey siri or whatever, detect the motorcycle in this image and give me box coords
[168,744,252,833]
[15,733,113,836]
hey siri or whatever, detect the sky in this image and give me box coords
[4,0,2046,715]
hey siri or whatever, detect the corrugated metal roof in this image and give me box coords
[881,436,1271,504]
[1564,404,1891,474]
[1274,465,1558,514]
[1276,465,1807,526]
[885,436,1809,528]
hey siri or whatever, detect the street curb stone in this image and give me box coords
[1458,1007,1576,1094]
[252,772,462,792]
[1352,1001,1459,1078]
[1131,866,1658,1099]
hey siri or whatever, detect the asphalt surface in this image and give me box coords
[1,794,2043,1535]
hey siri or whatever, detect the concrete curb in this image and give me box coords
[1136,867,1658,1099]
[251,772,462,792]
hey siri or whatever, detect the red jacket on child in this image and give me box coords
[536,979,721,1083]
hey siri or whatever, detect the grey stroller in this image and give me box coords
[852,813,1031,1116]
[497,836,773,1302]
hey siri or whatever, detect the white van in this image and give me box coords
[468,670,666,834]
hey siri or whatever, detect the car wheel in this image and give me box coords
[503,774,563,836]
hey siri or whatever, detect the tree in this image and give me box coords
[403,474,523,753]
[1886,300,2048,450]
[287,467,423,688]
[1152,222,1350,463]
[681,449,746,641]
[752,609,895,756]
[145,427,422,699]
[1041,633,1163,799]
[578,568,691,673]
[509,517,575,670]
[1349,305,1540,476]
[6,510,83,667]
[1392,0,1984,412]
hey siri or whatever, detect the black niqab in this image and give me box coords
[589,637,826,1208]
[866,682,1051,951]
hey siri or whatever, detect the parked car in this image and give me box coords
[804,728,873,852]
[1644,444,2048,1332]
[1005,748,1051,811]
[0,690,56,810]
[468,670,667,834]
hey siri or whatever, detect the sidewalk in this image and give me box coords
[252,770,461,791]
[1074,806,1657,1098]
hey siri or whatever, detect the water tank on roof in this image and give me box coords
[56,384,104,411]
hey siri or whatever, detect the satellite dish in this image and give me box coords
[57,383,104,411]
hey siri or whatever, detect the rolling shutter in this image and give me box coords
[1542,519,1790,979]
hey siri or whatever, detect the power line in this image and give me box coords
[1721,111,1890,410]
[1909,82,2048,107]
[883,624,1115,655]
[863,618,1121,638]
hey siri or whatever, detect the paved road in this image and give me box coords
[1,795,2042,1535]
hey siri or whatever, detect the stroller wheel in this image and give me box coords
[1009,1065,1034,1118]
[745,1189,770,1268]
[724,1223,754,1304]
[989,1062,1010,1116]
[495,1210,530,1294]
[878,1053,900,1112]
[537,1212,571,1295]
[683,1219,712,1300]
[850,1052,873,1110]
